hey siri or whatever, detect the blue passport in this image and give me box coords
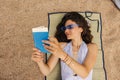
[32,26,49,53]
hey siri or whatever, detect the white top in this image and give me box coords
[61,41,93,80]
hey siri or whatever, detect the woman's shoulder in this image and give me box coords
[86,43,98,58]
[87,42,98,50]
[59,42,67,49]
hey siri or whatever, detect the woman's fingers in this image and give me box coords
[32,48,44,55]
[32,48,45,62]
[33,51,44,56]
[43,36,58,44]
[49,37,58,44]
[42,40,55,47]
[43,44,53,50]
[31,52,44,62]
[33,48,41,52]
[32,54,44,58]
[31,56,44,62]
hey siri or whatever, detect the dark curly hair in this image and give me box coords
[54,12,93,44]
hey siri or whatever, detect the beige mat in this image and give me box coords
[46,12,107,80]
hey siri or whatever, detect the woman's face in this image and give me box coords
[64,20,83,40]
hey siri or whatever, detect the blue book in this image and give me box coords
[32,26,49,53]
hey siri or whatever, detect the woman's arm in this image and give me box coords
[43,37,98,78]
[37,54,59,76]
[62,43,98,78]
[32,48,59,76]
[32,42,66,76]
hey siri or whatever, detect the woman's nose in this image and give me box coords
[65,29,69,33]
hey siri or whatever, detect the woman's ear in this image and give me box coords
[79,27,83,33]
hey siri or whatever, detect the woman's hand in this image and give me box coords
[31,48,45,63]
[43,37,66,59]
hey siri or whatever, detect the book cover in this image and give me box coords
[32,26,49,53]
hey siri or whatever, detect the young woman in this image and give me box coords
[31,12,98,80]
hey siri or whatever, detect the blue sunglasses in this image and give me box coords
[61,24,79,31]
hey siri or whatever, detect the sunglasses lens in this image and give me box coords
[61,26,66,31]
[61,24,78,31]
[67,25,73,29]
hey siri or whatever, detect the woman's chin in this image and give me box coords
[67,37,72,40]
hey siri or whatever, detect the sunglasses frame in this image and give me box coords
[61,24,79,31]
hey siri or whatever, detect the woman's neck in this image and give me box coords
[71,37,83,56]
[72,37,83,48]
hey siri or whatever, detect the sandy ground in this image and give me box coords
[0,0,120,80]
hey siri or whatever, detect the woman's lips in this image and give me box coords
[66,34,71,37]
